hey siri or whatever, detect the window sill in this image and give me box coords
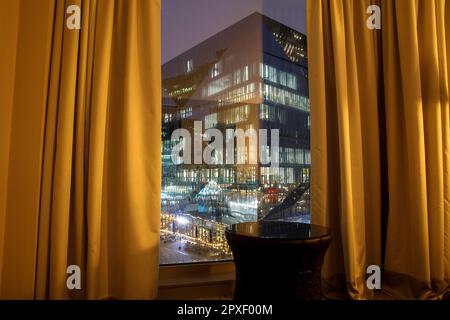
[158,261,235,300]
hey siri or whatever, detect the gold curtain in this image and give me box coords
[308,0,450,299]
[0,0,161,299]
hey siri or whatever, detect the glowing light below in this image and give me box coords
[176,216,189,225]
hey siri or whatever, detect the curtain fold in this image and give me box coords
[0,0,161,299]
[308,0,450,299]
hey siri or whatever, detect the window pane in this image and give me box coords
[161,0,309,265]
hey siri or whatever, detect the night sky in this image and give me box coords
[162,0,307,64]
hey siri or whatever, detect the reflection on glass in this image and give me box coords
[160,13,310,265]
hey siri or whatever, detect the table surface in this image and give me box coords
[226,221,331,240]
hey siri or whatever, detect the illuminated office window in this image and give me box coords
[270,65,277,83]
[296,149,304,164]
[260,104,269,120]
[211,62,222,78]
[243,65,249,82]
[234,69,241,85]
[205,113,218,129]
[179,107,192,119]
[305,150,311,165]
[280,71,287,86]
[207,75,232,96]
[186,59,194,73]
[163,113,174,123]
[263,84,309,112]
[287,73,297,90]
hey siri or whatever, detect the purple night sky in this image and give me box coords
[162,0,307,64]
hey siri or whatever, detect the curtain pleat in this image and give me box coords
[308,0,450,299]
[0,0,161,300]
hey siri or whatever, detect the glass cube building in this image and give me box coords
[160,12,310,264]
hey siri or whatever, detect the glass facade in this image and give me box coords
[160,13,310,265]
